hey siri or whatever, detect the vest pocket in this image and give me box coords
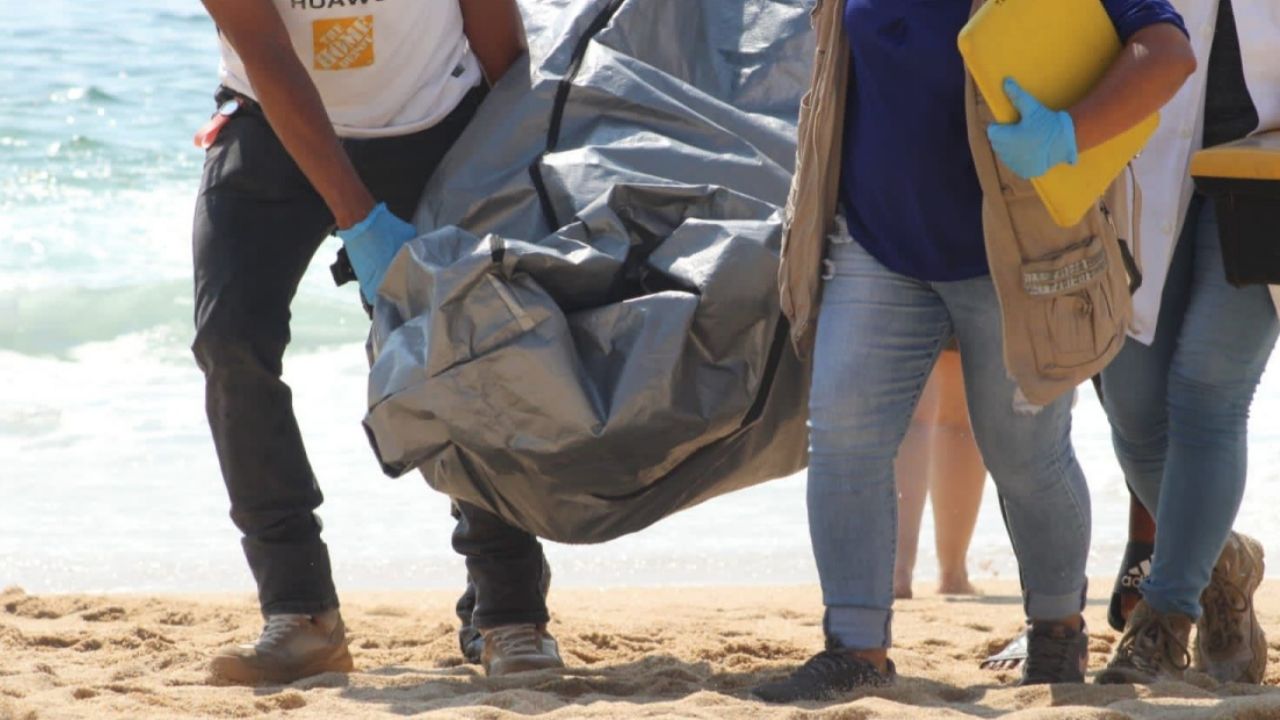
[1021,235,1118,376]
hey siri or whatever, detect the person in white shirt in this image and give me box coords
[1095,0,1280,685]
[193,0,559,684]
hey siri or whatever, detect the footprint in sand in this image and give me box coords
[75,638,103,652]
[567,648,603,664]
[254,691,307,712]
[365,605,410,618]
[579,632,616,651]
[0,699,37,720]
[81,606,127,623]
[3,592,91,620]
[157,611,196,627]
[24,634,81,650]
[717,640,797,660]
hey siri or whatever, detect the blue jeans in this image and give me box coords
[809,223,1091,649]
[1100,196,1279,620]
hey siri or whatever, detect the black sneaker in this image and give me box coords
[752,649,895,703]
[1019,620,1088,685]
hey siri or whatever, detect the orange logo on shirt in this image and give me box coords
[312,16,375,71]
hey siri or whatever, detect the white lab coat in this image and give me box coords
[1129,0,1280,345]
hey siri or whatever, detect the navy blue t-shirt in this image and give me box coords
[839,0,1187,282]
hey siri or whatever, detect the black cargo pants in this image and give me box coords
[191,86,548,627]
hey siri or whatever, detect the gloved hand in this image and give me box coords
[986,77,1078,180]
[336,202,417,305]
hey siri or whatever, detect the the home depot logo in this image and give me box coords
[312,16,374,71]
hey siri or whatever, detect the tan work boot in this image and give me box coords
[210,609,354,684]
[480,624,564,676]
[1195,532,1267,684]
[1096,601,1192,685]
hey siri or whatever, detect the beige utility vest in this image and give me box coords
[779,0,1135,407]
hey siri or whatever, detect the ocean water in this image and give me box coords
[2,1,1278,597]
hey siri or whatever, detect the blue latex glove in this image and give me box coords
[986,78,1078,180]
[336,202,417,305]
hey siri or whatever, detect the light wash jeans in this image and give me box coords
[809,221,1091,649]
[1101,196,1280,620]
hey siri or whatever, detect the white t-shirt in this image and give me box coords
[218,0,483,138]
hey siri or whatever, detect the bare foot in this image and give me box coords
[894,573,913,600]
[937,574,980,596]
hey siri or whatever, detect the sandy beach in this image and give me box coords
[3,581,1279,719]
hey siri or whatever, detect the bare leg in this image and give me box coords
[1129,492,1157,543]
[927,351,986,596]
[893,361,945,599]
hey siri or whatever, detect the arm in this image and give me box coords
[987,22,1195,179]
[460,0,527,85]
[201,0,375,229]
[1070,24,1196,152]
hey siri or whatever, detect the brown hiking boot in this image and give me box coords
[210,610,354,684]
[1195,532,1267,684]
[1096,600,1191,685]
[480,624,564,676]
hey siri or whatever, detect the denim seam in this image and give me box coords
[1029,438,1090,618]
[816,261,952,648]
[814,243,965,648]
[880,327,951,624]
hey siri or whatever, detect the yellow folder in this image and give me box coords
[1191,132,1280,287]
[1191,132,1280,181]
[958,0,1160,228]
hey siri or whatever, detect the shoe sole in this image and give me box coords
[1195,535,1267,684]
[484,656,565,677]
[1095,666,1174,686]
[210,644,355,685]
[751,687,839,704]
